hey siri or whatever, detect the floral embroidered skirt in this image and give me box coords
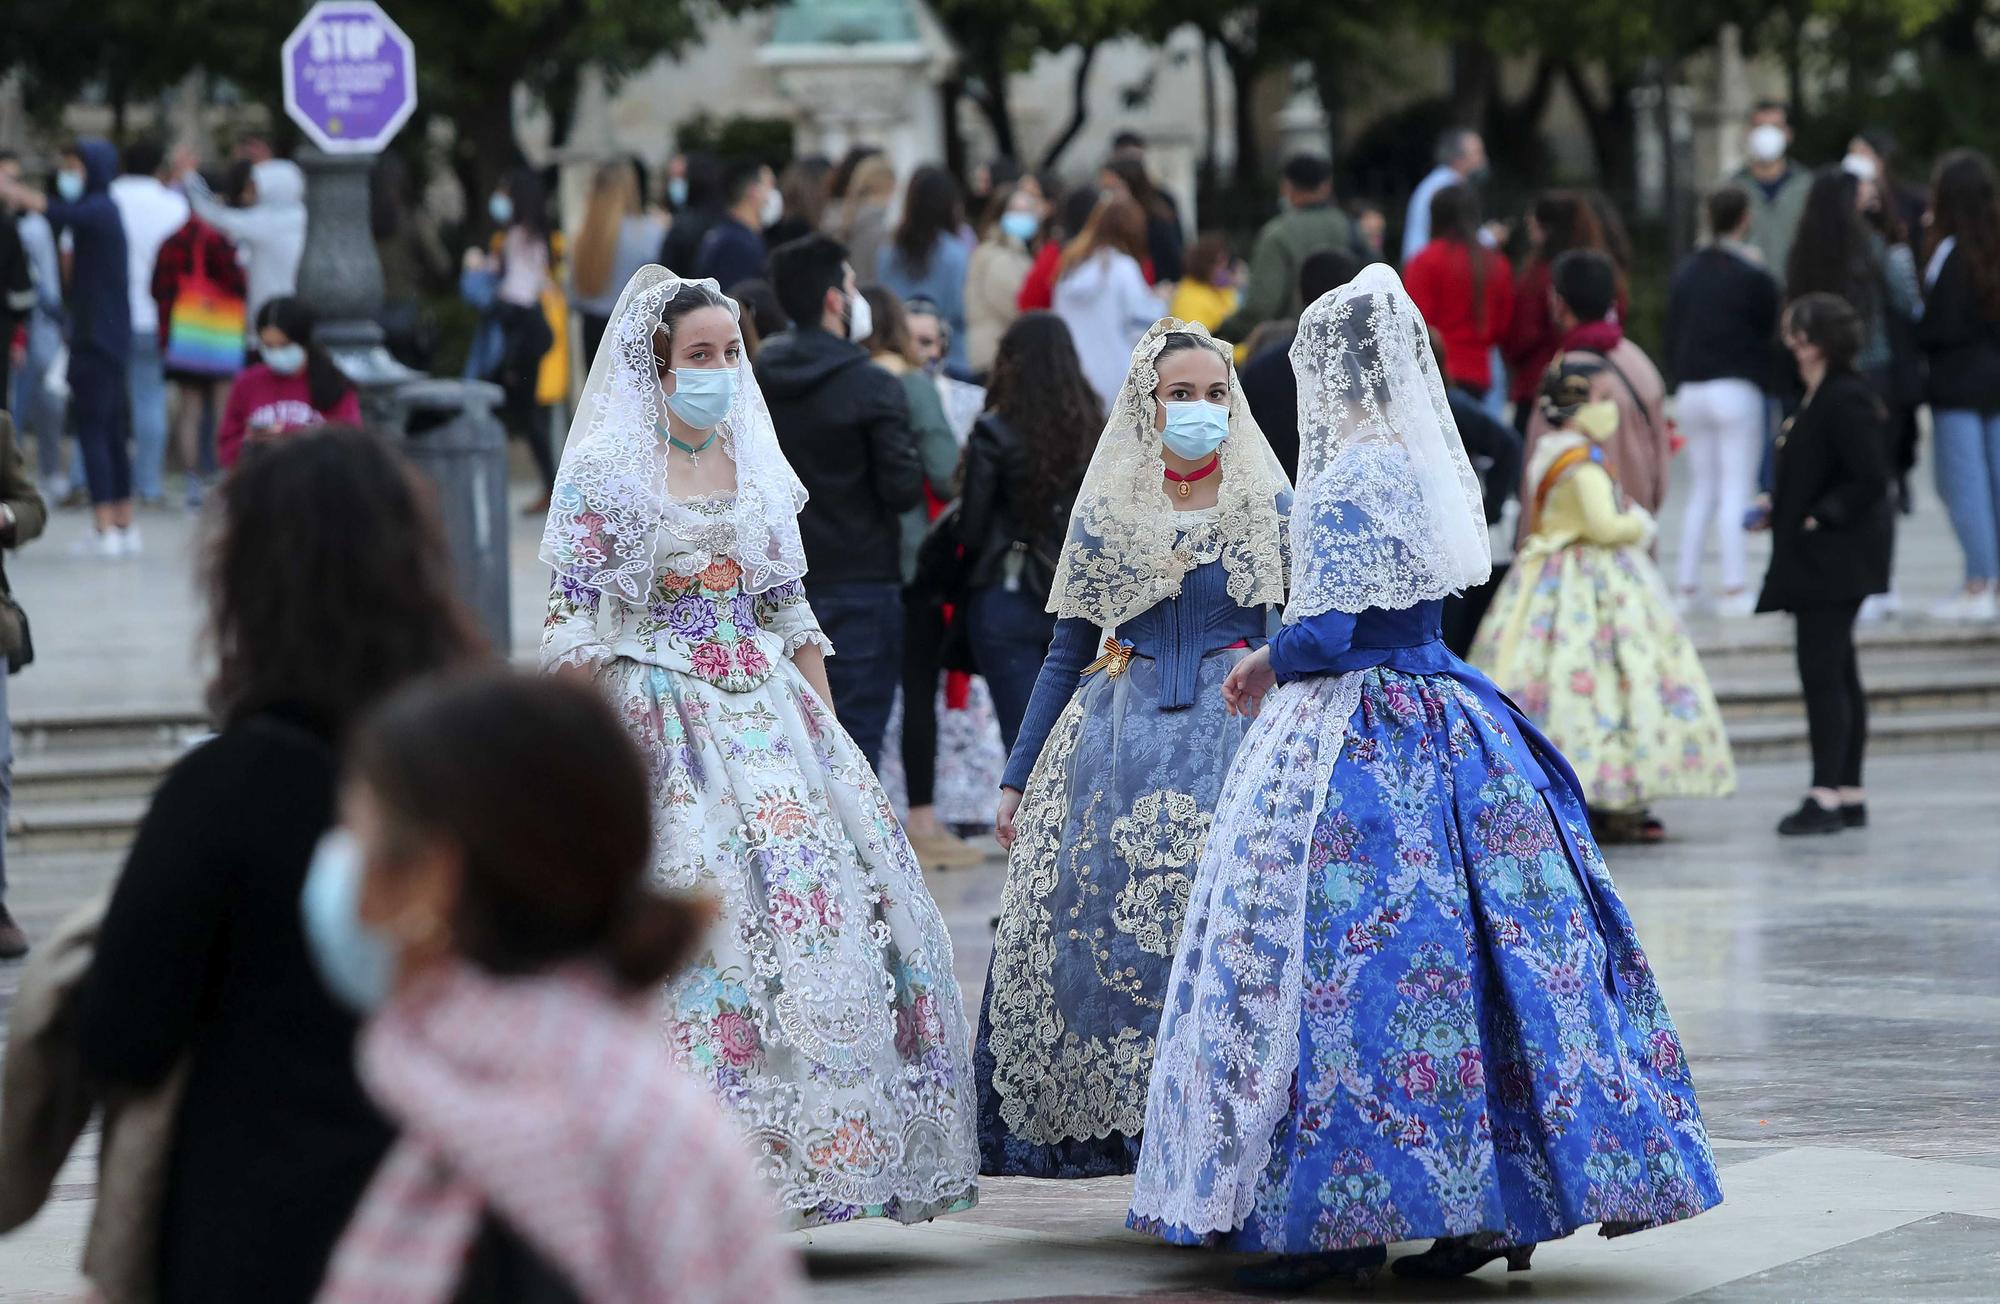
[974,649,1251,1177]
[1471,541,1735,812]
[597,654,980,1229]
[1131,667,1721,1253]
[877,677,1008,828]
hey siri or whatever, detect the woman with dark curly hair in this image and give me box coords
[1501,190,1627,431]
[74,428,484,1303]
[954,312,1101,747]
[876,163,971,375]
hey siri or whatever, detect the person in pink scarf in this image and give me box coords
[303,671,805,1304]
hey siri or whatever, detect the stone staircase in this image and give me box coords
[7,623,1996,854]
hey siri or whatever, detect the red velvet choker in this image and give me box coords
[1163,456,1221,498]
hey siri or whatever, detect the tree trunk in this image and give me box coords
[1449,39,1496,129]
[457,79,522,243]
[971,42,1019,162]
[1038,43,1100,173]
[1489,56,1560,184]
[1559,61,1637,199]
[1225,42,1263,185]
[1201,33,1219,185]
[543,64,581,152]
[941,77,969,185]
[1313,58,1345,169]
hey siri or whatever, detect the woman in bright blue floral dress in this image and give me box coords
[974,320,1291,1179]
[540,267,978,1230]
[1128,266,1720,1285]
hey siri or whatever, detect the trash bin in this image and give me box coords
[389,378,512,653]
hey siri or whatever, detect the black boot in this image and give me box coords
[0,905,28,960]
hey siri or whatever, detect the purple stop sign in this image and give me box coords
[282,1,417,155]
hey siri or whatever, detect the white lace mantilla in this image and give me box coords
[540,265,808,605]
[1285,264,1490,621]
[1129,670,1366,1236]
[1046,318,1291,629]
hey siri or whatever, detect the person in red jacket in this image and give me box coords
[152,210,247,505]
[218,296,360,468]
[1404,184,1513,394]
[1500,191,1629,432]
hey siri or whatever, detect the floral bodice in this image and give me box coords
[543,495,828,691]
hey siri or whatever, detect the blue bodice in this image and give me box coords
[1000,556,1270,791]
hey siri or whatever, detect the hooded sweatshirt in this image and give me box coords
[185,159,306,319]
[753,326,922,585]
[45,138,131,363]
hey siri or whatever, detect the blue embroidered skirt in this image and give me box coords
[1133,664,1722,1251]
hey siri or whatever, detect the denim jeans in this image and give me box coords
[966,584,1057,754]
[804,581,903,771]
[128,331,171,502]
[1933,408,2000,584]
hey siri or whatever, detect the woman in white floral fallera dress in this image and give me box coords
[540,267,978,1229]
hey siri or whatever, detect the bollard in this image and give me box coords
[388,378,512,653]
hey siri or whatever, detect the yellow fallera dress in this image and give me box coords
[1471,430,1735,812]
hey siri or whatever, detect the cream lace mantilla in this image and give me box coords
[1045,319,1290,629]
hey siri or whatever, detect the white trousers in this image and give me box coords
[1674,378,1766,593]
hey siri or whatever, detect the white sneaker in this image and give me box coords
[1929,589,2000,622]
[1673,589,1710,618]
[118,525,143,557]
[96,530,123,559]
[1858,589,1900,623]
[1715,590,1758,619]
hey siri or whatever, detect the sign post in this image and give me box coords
[282,1,419,155]
[281,0,419,392]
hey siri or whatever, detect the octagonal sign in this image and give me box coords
[282,1,417,155]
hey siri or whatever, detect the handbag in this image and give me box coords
[162,237,246,378]
[0,592,31,675]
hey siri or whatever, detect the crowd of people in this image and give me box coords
[0,98,1993,1298]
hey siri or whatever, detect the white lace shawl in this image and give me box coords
[538,266,808,604]
[1284,264,1490,622]
[1044,319,1291,629]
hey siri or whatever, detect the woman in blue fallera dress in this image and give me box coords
[974,320,1291,1178]
[1128,266,1721,1285]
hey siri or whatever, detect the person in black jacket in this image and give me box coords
[1753,294,1893,837]
[73,429,484,1302]
[1663,186,1781,614]
[757,233,923,766]
[1432,326,1523,655]
[954,312,1101,747]
[658,150,724,273]
[1237,248,1361,480]
[1916,148,2000,622]
[0,139,134,554]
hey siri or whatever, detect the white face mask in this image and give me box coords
[760,187,784,228]
[1747,123,1789,165]
[845,289,873,344]
[1841,152,1879,183]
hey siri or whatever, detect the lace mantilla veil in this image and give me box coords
[1128,267,1489,1241]
[1283,263,1490,622]
[539,266,808,604]
[1044,319,1290,629]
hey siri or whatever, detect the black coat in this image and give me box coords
[1756,370,1894,613]
[1238,332,1299,481]
[1663,244,1781,389]
[1916,245,2000,413]
[75,709,394,1303]
[953,411,1072,597]
[754,326,922,585]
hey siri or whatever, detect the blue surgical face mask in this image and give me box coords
[262,342,306,375]
[55,170,85,202]
[301,830,396,1015]
[665,365,739,430]
[667,177,689,208]
[1000,211,1040,244]
[1160,399,1229,461]
[488,192,514,225]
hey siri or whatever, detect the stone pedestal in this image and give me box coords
[295,145,419,425]
[757,0,956,178]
